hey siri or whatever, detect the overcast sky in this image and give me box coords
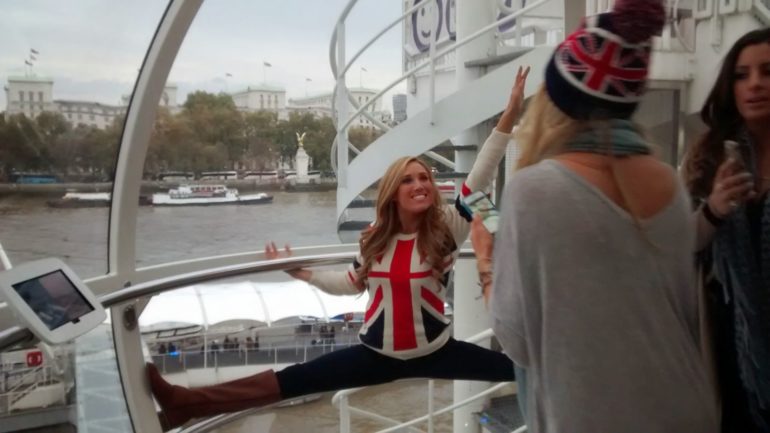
[0,0,406,111]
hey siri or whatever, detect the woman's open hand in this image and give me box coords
[265,241,292,260]
[265,242,309,280]
[497,65,531,133]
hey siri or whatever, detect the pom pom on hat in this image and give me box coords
[612,0,666,44]
[543,0,665,120]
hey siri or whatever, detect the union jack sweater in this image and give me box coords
[309,130,510,359]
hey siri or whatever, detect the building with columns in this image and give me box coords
[3,76,57,120]
[230,83,287,119]
[288,87,389,129]
[4,76,178,130]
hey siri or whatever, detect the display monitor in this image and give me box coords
[0,258,106,344]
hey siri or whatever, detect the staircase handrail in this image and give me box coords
[671,0,695,52]
[329,0,553,176]
[332,0,551,136]
[754,0,770,24]
[3,365,45,395]
[10,377,41,406]
[328,0,457,173]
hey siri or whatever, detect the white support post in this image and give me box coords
[428,379,435,433]
[452,1,497,431]
[336,21,349,189]
[340,395,351,433]
[429,1,437,125]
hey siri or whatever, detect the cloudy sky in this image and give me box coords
[0,0,406,110]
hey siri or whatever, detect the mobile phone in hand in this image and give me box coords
[724,140,747,172]
[462,191,499,234]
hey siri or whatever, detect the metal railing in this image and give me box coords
[150,339,358,374]
[329,0,554,177]
[0,364,65,414]
[1,250,503,432]
[0,252,358,353]
[331,328,520,433]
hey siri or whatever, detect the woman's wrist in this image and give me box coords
[496,110,516,134]
[701,200,725,227]
[476,257,493,272]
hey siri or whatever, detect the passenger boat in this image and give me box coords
[151,185,273,206]
[46,192,111,208]
[47,192,151,208]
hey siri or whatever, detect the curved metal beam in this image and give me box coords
[107,2,204,431]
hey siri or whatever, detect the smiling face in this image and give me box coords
[734,42,770,124]
[394,161,435,221]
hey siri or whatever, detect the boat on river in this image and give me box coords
[47,192,152,208]
[47,192,111,208]
[151,185,273,206]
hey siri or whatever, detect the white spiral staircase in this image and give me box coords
[329,0,769,240]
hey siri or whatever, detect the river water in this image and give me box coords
[0,191,478,433]
[0,190,354,278]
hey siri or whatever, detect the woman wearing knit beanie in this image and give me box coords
[470,0,719,431]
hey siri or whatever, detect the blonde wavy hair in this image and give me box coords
[514,85,584,169]
[357,157,455,285]
[515,85,657,237]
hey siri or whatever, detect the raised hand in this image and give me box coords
[497,65,531,133]
[507,65,531,118]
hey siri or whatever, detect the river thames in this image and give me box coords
[0,190,353,278]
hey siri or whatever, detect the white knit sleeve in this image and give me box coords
[308,254,365,296]
[462,129,511,196]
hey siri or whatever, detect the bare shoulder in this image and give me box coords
[612,157,679,218]
[554,154,678,218]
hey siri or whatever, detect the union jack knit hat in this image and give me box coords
[545,0,665,120]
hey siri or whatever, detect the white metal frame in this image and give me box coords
[108,1,204,432]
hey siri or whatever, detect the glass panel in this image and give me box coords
[0,1,168,432]
[139,270,368,374]
[0,0,168,278]
[75,322,133,433]
[135,0,402,267]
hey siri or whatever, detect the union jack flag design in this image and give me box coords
[555,26,651,103]
[359,236,452,358]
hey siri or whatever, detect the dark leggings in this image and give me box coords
[276,338,515,399]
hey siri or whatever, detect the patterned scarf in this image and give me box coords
[712,129,770,428]
[563,119,652,156]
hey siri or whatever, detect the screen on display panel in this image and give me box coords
[12,270,95,330]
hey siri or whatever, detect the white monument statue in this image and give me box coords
[295,132,310,183]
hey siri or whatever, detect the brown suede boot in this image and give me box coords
[146,363,282,430]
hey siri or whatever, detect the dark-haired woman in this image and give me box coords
[682,28,770,432]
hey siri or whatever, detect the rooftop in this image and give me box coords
[231,82,286,94]
[7,75,55,83]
